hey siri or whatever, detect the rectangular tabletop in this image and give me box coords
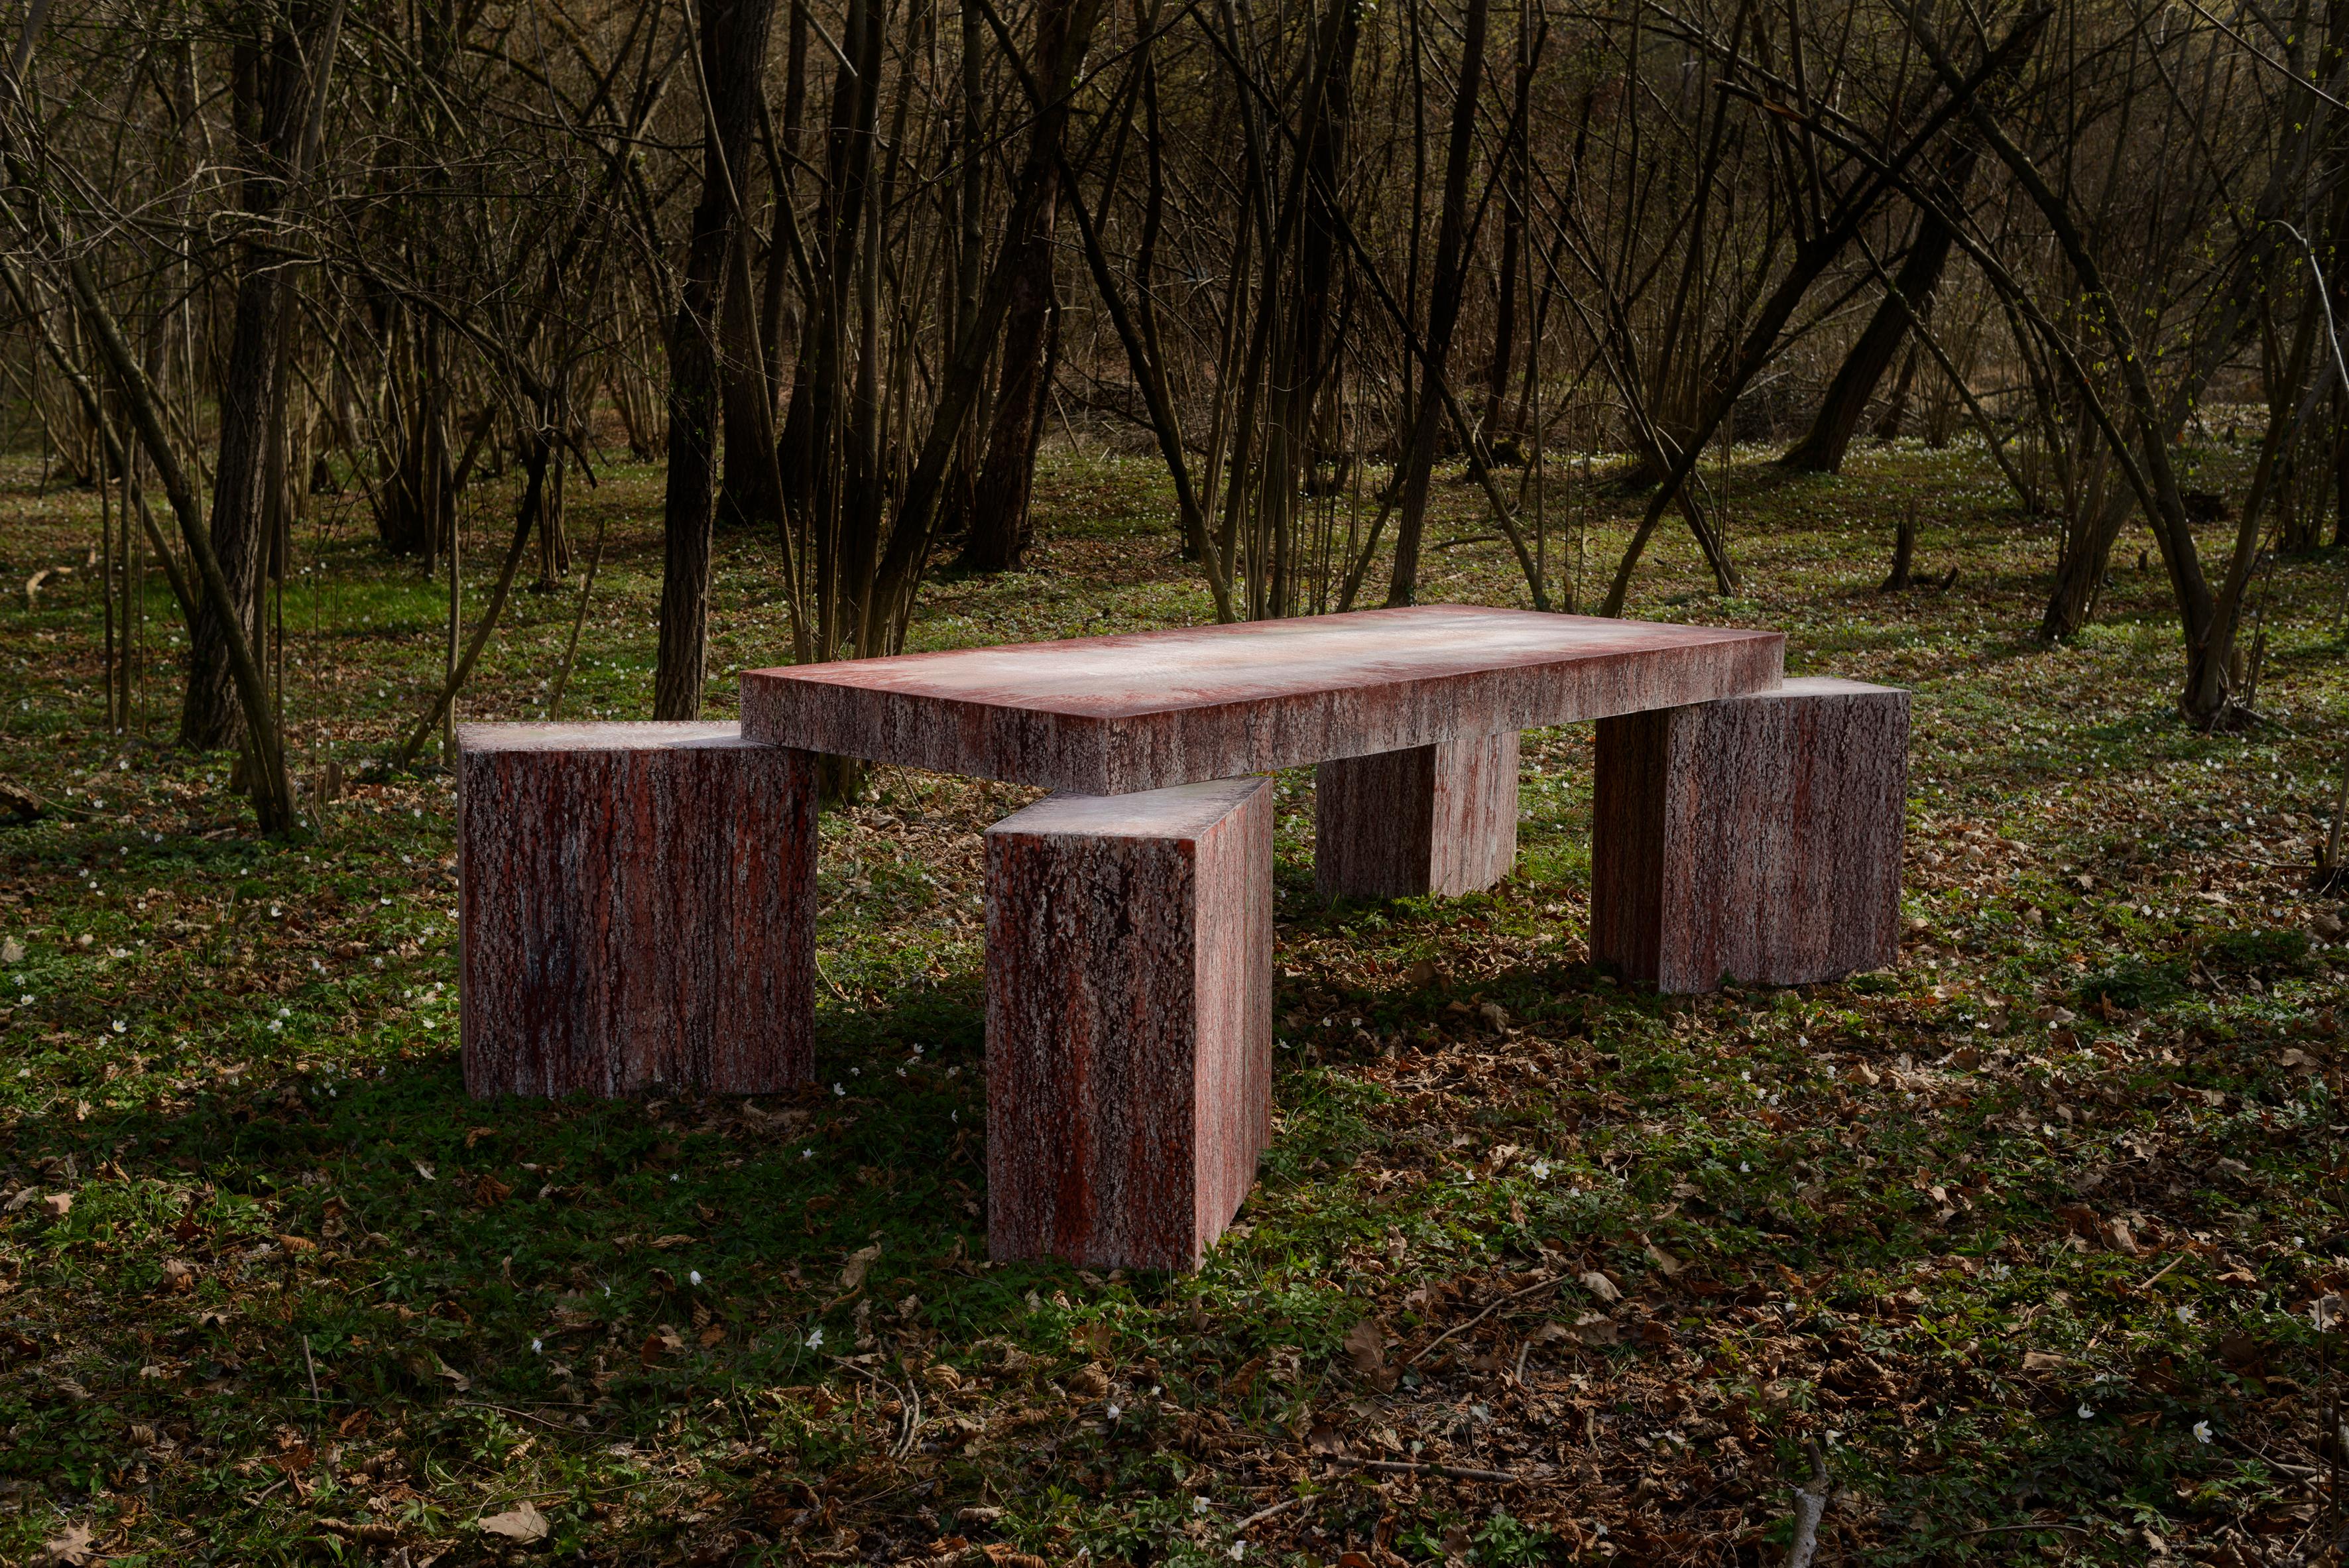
[739,604,1783,795]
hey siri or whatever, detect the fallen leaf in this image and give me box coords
[275,1233,316,1254]
[1579,1270,1622,1303]
[2022,1351,2067,1372]
[1,937,23,964]
[42,1193,70,1219]
[1646,1242,1685,1277]
[1575,1311,1620,1347]
[1343,1319,1388,1374]
[41,1524,95,1565]
[405,1350,471,1392]
[479,1500,550,1544]
[412,1160,436,1182]
[839,1242,882,1292]
[980,1545,1048,1568]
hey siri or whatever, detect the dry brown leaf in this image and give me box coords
[840,1242,882,1292]
[42,1523,96,1565]
[1579,1270,1622,1303]
[479,1500,550,1544]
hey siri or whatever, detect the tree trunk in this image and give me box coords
[717,219,783,532]
[1482,2,1534,436]
[1780,179,1966,473]
[1384,0,1488,607]
[180,17,310,751]
[959,0,1089,575]
[654,0,779,719]
[1880,507,1915,591]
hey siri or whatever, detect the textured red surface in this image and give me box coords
[1589,678,1907,992]
[742,605,1782,794]
[458,723,815,1097]
[983,778,1273,1271]
[1315,731,1520,898]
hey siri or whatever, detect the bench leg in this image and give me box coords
[1591,678,1907,993]
[985,778,1273,1272]
[1315,731,1520,898]
[459,723,816,1097]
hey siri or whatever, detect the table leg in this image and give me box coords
[1315,731,1520,899]
[1590,678,1907,992]
[983,779,1273,1272]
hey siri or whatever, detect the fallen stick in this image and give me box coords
[1235,1496,1310,1532]
[1321,1455,1519,1484]
[1784,1441,1830,1568]
[1406,1272,1564,1366]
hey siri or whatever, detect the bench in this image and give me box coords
[458,722,815,1096]
[1591,678,1908,991]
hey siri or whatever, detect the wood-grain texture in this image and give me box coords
[983,778,1273,1271]
[743,605,1782,794]
[1315,731,1520,898]
[1590,678,1907,992]
[458,723,816,1097]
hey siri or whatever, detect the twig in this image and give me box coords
[1235,1495,1310,1532]
[543,503,610,722]
[1784,1439,1830,1568]
[453,1401,597,1434]
[1959,1521,2088,1537]
[1406,1272,1562,1366]
[1320,1455,1519,1484]
[302,1335,321,1404]
[832,1357,922,1459]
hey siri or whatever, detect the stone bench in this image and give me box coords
[983,778,1274,1272]
[458,722,815,1097]
[1589,677,1907,992]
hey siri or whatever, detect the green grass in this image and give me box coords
[0,427,2344,1565]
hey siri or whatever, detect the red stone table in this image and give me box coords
[736,605,1787,1270]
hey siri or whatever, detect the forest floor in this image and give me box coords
[0,428,2346,1567]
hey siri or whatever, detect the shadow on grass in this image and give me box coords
[0,977,1148,1482]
